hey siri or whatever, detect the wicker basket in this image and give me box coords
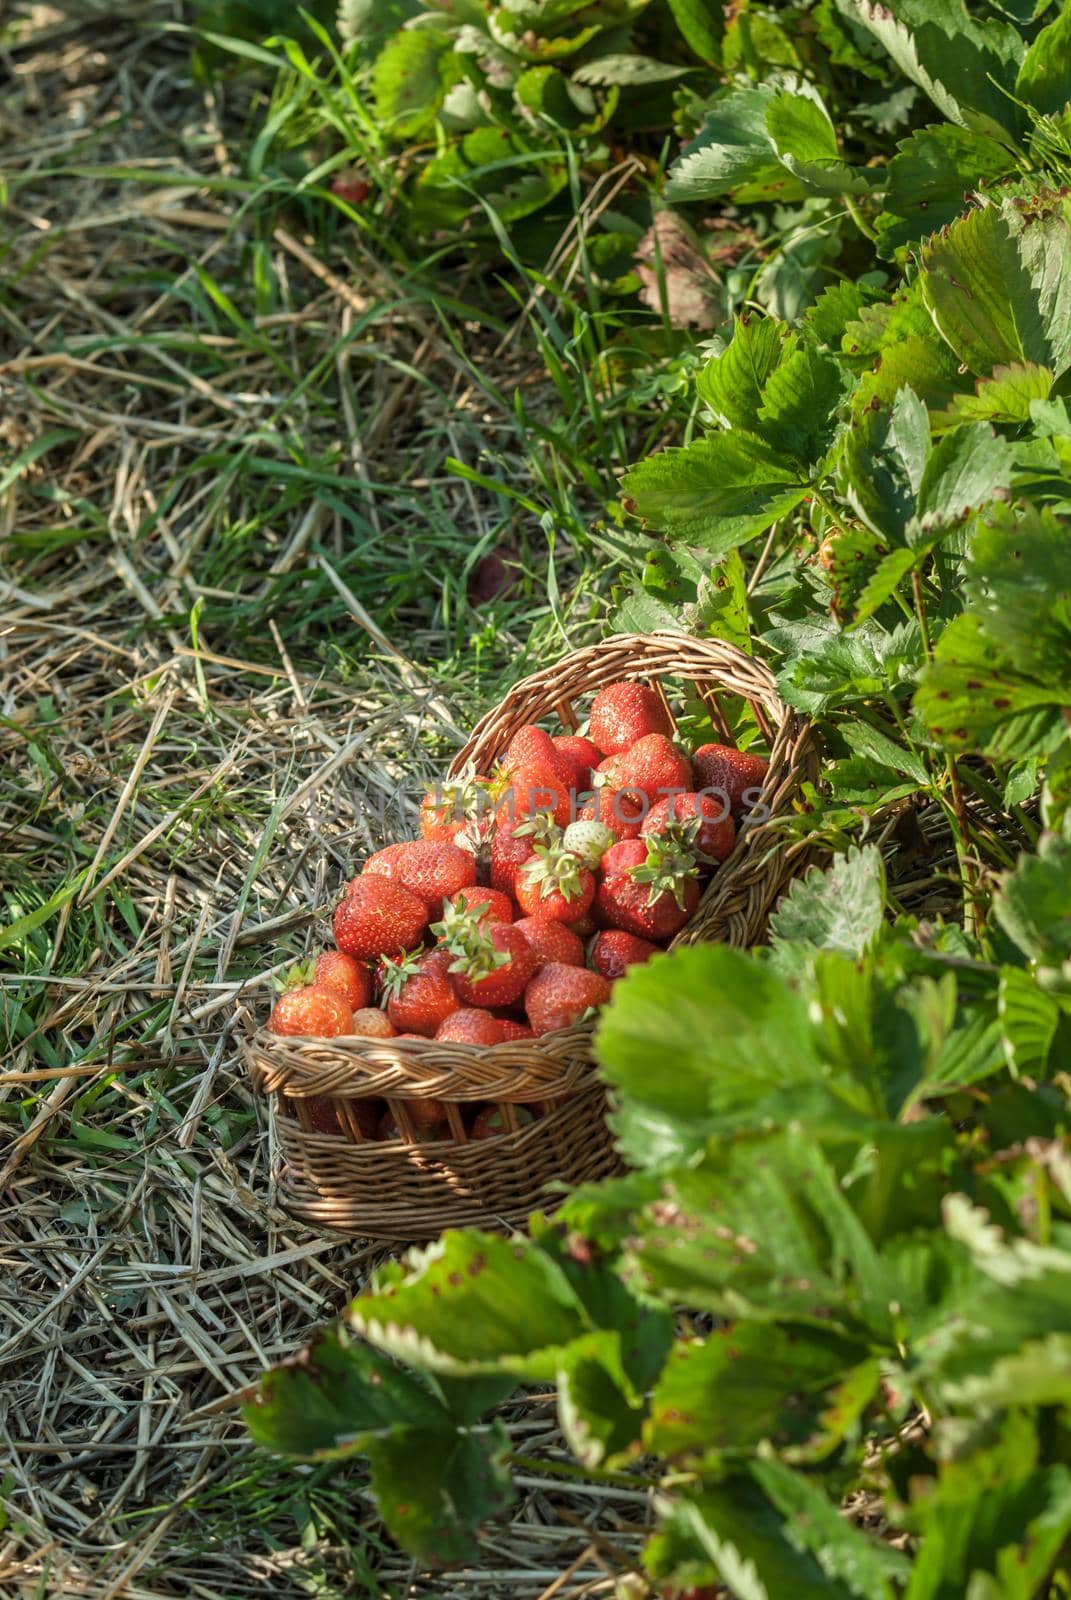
[245,631,818,1240]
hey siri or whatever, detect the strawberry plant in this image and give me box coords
[240,1,1071,1589]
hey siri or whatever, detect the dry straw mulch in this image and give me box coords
[0,7,661,1596]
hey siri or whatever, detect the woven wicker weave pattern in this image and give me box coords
[244,631,818,1240]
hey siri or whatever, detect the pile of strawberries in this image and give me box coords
[265,681,767,1142]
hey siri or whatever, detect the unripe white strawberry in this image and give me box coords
[562,819,615,868]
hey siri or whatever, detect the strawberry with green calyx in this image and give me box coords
[441,886,514,925]
[380,948,460,1037]
[693,742,769,819]
[470,1103,536,1140]
[524,962,612,1035]
[589,928,659,979]
[615,732,693,805]
[446,920,536,1009]
[435,1008,506,1044]
[515,843,595,922]
[512,915,584,970]
[490,812,558,896]
[641,792,735,865]
[596,835,701,941]
[419,771,495,844]
[268,986,354,1037]
[313,950,372,1011]
[334,877,428,959]
[561,818,614,868]
[552,734,602,791]
[590,680,672,755]
[431,893,517,964]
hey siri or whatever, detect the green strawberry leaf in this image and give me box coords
[363,1422,513,1567]
[914,422,1013,530]
[963,501,1071,681]
[875,123,1012,257]
[914,612,1068,760]
[765,85,874,195]
[1016,0,1071,117]
[993,822,1071,969]
[645,1322,872,1465]
[648,1473,904,1600]
[769,845,887,964]
[243,1325,445,1458]
[349,1230,593,1376]
[756,344,850,464]
[665,83,791,202]
[666,0,722,62]
[371,27,460,138]
[597,946,823,1168]
[697,316,793,432]
[997,965,1063,1076]
[898,1412,1071,1600]
[921,197,1071,379]
[838,0,1025,140]
[935,361,1053,430]
[750,1456,909,1597]
[621,432,807,552]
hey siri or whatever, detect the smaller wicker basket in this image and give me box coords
[244,631,818,1241]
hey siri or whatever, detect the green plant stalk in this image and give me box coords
[912,570,980,935]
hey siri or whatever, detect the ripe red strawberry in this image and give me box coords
[493,1017,535,1041]
[313,950,372,1011]
[470,1104,536,1139]
[435,1008,506,1045]
[551,734,602,791]
[616,733,693,804]
[405,1095,449,1129]
[268,985,353,1037]
[342,1098,384,1138]
[377,1110,447,1142]
[334,878,428,959]
[498,762,572,829]
[449,922,536,1008]
[641,792,736,864]
[306,1095,341,1134]
[512,916,585,970]
[596,836,700,941]
[381,949,460,1037]
[388,840,477,920]
[693,742,770,819]
[331,169,371,205]
[590,928,659,979]
[576,788,645,840]
[589,681,672,755]
[351,1007,397,1038]
[490,813,557,895]
[441,886,514,924]
[505,725,573,786]
[363,842,410,877]
[515,844,595,922]
[524,963,612,1035]
[419,775,493,844]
